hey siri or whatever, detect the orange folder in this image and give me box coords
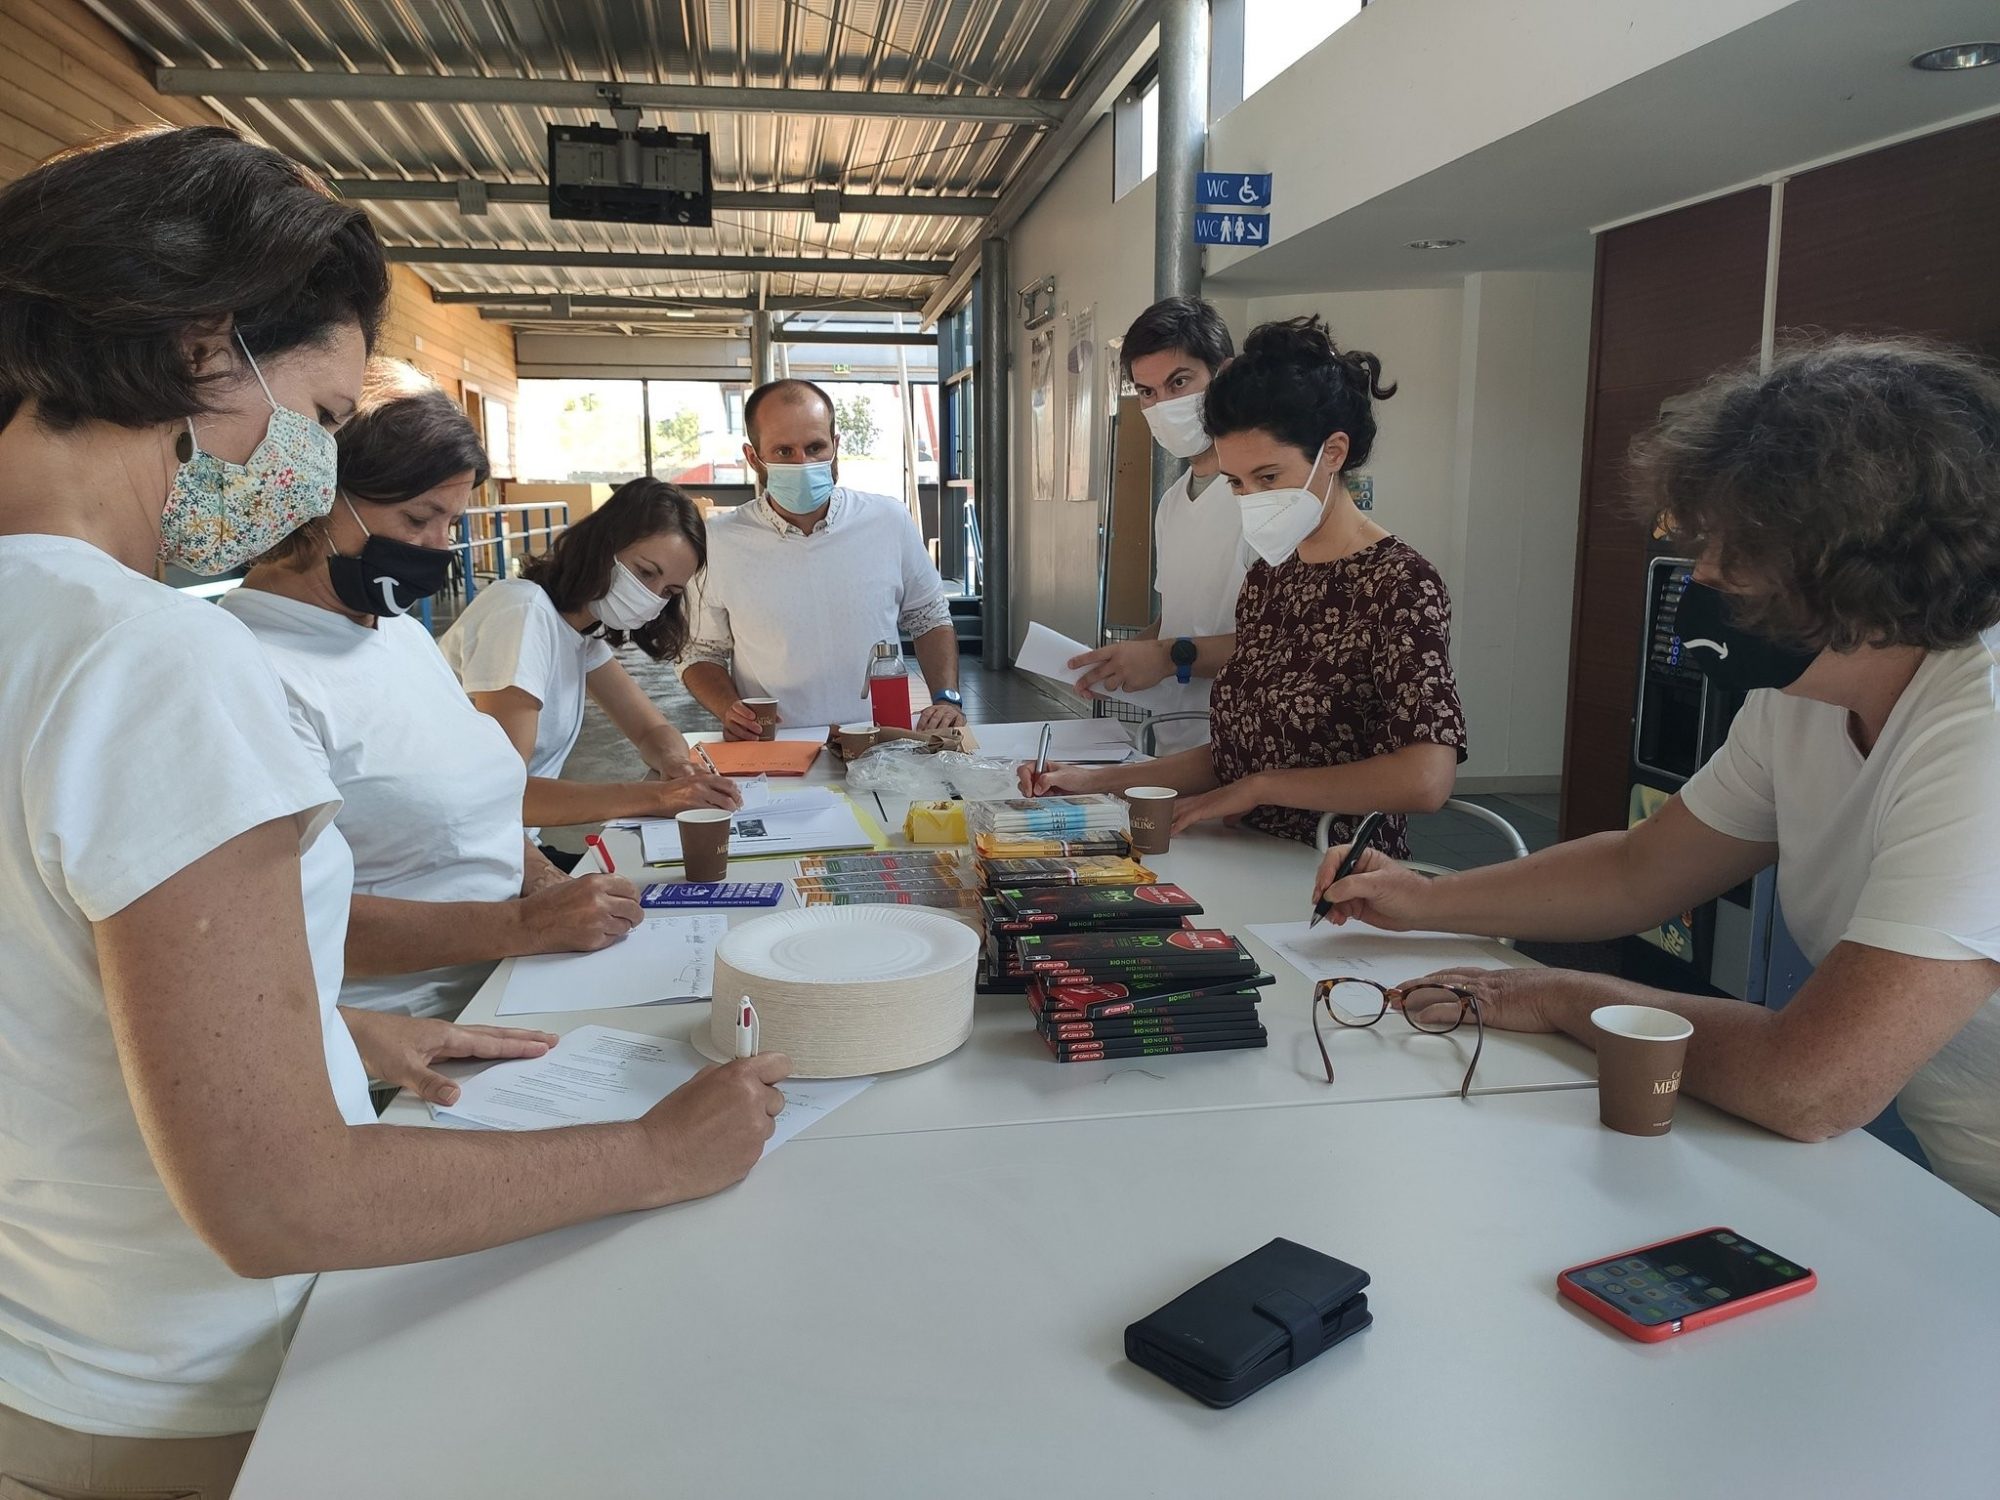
[701,739,825,776]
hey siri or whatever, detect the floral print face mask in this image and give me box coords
[157,333,338,576]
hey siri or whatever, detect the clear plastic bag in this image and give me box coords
[842,740,1025,802]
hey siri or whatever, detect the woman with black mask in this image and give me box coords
[227,360,647,1020]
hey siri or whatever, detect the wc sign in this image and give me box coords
[1195,172,1272,247]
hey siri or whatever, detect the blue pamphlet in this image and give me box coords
[641,881,785,909]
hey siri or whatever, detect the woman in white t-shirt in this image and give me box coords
[0,134,788,1492]
[440,475,739,844]
[1315,337,2000,1214]
[227,364,705,1018]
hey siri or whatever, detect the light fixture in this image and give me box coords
[1406,238,1465,251]
[1911,41,1998,71]
[665,310,696,319]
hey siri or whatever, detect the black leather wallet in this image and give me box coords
[1124,1238,1372,1407]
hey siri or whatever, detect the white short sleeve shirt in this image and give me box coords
[1681,623,2000,1211]
[223,589,528,1019]
[439,578,612,780]
[0,537,373,1439]
[1150,470,1247,753]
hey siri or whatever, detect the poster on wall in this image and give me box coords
[1029,327,1057,504]
[1063,306,1097,505]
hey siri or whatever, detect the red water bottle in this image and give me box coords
[866,640,913,729]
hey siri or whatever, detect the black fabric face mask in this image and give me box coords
[1670,580,1820,693]
[326,501,455,617]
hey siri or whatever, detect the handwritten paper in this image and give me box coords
[1246,921,1511,986]
[432,1025,873,1155]
[495,914,727,1016]
[967,719,1141,765]
[1013,622,1184,714]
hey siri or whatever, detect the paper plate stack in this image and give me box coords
[703,907,981,1078]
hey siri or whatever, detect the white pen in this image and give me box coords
[735,996,758,1059]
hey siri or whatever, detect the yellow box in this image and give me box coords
[904,800,967,845]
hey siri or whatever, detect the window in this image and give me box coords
[1243,0,1364,99]
[646,381,752,487]
[515,380,646,483]
[1114,69,1160,199]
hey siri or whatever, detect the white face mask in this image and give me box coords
[1141,391,1210,459]
[589,558,669,631]
[1238,448,1332,567]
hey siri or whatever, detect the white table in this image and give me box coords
[391,743,1597,1142]
[236,1088,2000,1498]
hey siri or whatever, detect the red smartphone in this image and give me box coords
[1558,1227,1817,1342]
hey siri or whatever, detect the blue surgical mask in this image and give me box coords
[762,461,836,515]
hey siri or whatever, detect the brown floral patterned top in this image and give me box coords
[1208,535,1467,854]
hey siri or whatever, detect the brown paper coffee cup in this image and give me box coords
[1591,1005,1694,1136]
[743,697,779,741]
[677,808,732,882]
[838,721,878,759]
[1126,785,1177,855]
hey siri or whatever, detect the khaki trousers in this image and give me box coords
[0,1403,251,1500]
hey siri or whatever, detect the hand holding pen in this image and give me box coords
[1309,811,1387,929]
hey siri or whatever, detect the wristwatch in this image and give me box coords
[931,688,963,708]
[1169,637,1198,685]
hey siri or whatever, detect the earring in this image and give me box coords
[174,427,194,463]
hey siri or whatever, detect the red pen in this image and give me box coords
[584,833,616,876]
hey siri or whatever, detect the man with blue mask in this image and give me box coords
[682,378,964,738]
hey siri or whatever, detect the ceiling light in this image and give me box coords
[665,310,696,319]
[1910,41,1999,71]
[1406,238,1465,251]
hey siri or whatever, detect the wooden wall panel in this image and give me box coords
[1558,188,1770,840]
[1775,112,2000,359]
[0,4,518,471]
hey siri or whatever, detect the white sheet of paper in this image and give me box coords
[495,913,728,1016]
[968,719,1141,764]
[1013,622,1183,713]
[734,778,837,817]
[637,794,874,864]
[1247,921,1511,985]
[774,726,833,742]
[432,1025,873,1155]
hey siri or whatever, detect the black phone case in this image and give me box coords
[1124,1238,1372,1408]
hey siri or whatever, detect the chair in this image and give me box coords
[1134,710,1218,756]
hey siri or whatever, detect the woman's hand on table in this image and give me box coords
[518,874,642,954]
[1395,966,1585,1035]
[1170,778,1257,833]
[340,1009,558,1108]
[915,700,966,732]
[1068,639,1172,698]
[1310,844,1438,930]
[1016,760,1105,797]
[655,773,743,816]
[636,1052,795,1205]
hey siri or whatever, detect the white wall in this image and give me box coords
[1004,118,1155,650]
[1204,0,1801,275]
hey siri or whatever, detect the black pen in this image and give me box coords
[1310,811,1387,929]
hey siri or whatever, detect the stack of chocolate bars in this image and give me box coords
[981,881,1272,1062]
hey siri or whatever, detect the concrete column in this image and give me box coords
[977,236,1010,669]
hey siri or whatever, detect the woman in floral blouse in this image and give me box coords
[1022,315,1465,855]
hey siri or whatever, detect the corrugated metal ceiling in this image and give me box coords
[84,0,1143,316]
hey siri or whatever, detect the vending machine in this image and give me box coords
[1629,559,1812,1005]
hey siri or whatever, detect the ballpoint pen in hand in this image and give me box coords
[1033,723,1052,784]
[1309,811,1386,929]
[735,997,758,1059]
[693,742,720,777]
[584,833,616,877]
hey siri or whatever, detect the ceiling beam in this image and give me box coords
[155,68,1062,125]
[922,0,1162,325]
[440,291,928,312]
[385,246,951,276]
[332,179,999,218]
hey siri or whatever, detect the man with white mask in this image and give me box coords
[681,378,964,737]
[1066,297,1244,753]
